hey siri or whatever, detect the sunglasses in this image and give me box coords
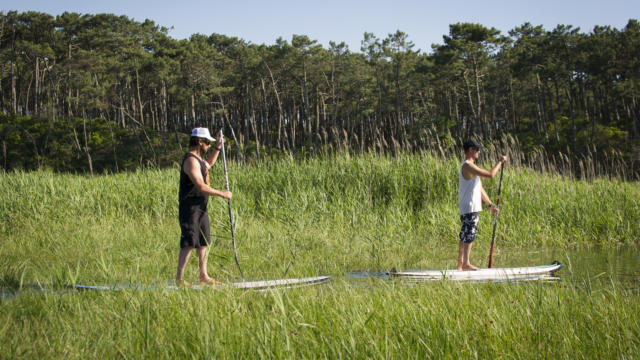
[201,139,211,146]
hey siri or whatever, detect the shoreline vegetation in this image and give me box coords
[2,114,638,181]
[1,153,639,358]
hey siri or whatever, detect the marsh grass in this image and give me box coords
[2,279,639,359]
[1,153,639,358]
[1,153,639,285]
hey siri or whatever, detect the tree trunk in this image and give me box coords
[564,84,576,155]
[161,79,168,132]
[34,57,40,116]
[453,86,461,140]
[11,61,17,115]
[463,71,477,137]
[25,72,33,116]
[264,61,284,150]
[535,73,546,136]
[67,40,73,118]
[551,80,560,145]
[259,77,270,148]
[248,81,260,161]
[472,57,483,137]
[190,91,196,126]
[509,73,516,133]
[82,119,93,175]
[243,78,250,147]
[217,93,244,159]
[302,60,312,156]
[135,67,144,126]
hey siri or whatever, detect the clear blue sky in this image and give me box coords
[4,0,639,53]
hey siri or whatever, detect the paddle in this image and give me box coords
[488,164,504,268]
[218,130,244,281]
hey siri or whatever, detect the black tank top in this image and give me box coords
[179,153,208,204]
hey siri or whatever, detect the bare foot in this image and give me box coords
[200,277,223,286]
[462,265,479,271]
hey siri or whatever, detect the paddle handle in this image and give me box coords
[218,130,244,281]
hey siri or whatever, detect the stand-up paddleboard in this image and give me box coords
[390,262,562,281]
[70,276,332,292]
[172,276,332,290]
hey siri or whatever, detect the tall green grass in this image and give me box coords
[1,153,639,359]
[2,279,639,359]
[1,153,638,286]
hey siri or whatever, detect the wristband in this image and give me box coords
[214,146,222,152]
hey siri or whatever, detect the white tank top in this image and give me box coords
[459,160,482,215]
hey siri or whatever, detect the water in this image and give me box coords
[476,246,639,288]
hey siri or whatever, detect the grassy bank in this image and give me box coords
[1,153,639,358]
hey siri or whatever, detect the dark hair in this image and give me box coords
[189,137,201,147]
[463,140,483,151]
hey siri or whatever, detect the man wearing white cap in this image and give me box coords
[176,127,232,286]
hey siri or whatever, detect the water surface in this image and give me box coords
[475,246,639,288]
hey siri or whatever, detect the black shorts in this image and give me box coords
[459,212,479,244]
[179,201,210,249]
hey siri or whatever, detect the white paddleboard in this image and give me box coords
[71,276,332,292]
[390,263,562,281]
[170,276,333,290]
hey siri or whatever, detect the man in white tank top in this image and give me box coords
[457,140,507,270]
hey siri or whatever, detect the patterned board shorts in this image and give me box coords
[459,212,480,243]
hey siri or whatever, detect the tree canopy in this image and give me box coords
[1,11,638,177]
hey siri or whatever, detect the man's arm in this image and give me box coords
[463,156,507,179]
[481,184,499,214]
[481,186,492,206]
[183,157,231,199]
[204,133,224,168]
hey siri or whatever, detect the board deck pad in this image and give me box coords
[390,263,562,281]
[70,275,332,292]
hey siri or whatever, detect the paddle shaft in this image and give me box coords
[219,130,244,280]
[488,164,504,268]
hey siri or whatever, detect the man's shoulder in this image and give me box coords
[460,161,473,172]
[460,161,477,179]
[182,153,201,170]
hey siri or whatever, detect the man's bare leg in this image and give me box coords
[176,247,193,285]
[197,246,221,285]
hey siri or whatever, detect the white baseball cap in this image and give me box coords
[190,128,215,142]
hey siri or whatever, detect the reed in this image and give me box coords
[294,128,638,182]
[1,153,638,286]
